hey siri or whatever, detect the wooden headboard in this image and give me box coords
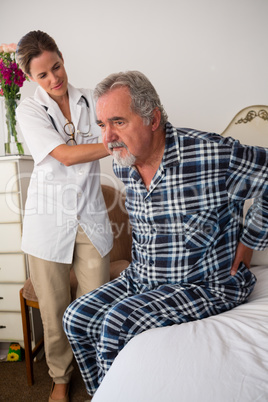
[221,105,268,147]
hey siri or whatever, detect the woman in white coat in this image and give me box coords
[16,30,113,402]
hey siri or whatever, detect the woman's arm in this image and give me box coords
[50,143,109,166]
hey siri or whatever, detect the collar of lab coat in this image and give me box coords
[34,83,85,114]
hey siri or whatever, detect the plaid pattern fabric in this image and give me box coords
[63,123,268,395]
[114,123,268,288]
[63,271,250,395]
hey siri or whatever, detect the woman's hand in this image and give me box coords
[49,143,109,166]
[230,242,254,276]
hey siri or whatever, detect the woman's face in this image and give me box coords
[29,50,68,101]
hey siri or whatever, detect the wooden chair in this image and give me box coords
[19,184,132,386]
[19,287,43,386]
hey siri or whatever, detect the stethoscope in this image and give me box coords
[43,95,91,136]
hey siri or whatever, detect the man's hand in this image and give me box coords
[230,242,254,276]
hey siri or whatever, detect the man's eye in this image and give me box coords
[115,121,124,126]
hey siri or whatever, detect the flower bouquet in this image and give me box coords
[0,43,28,155]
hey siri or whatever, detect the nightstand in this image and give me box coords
[0,156,42,347]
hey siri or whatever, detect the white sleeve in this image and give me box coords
[16,97,65,165]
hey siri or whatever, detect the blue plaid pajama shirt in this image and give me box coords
[63,123,268,395]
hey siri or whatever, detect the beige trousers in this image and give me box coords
[28,226,110,384]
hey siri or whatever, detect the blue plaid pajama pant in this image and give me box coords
[63,272,240,396]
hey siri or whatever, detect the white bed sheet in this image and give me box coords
[93,266,268,402]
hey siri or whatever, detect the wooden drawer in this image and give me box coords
[0,254,27,282]
[0,312,23,341]
[0,284,23,311]
[0,161,19,193]
[0,223,22,252]
[0,193,22,223]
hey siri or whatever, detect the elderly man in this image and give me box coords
[63,71,268,397]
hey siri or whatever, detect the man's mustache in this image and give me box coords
[108,141,127,151]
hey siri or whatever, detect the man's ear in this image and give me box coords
[151,108,162,131]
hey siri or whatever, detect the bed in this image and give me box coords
[92,106,268,402]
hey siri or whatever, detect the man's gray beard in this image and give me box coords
[113,149,136,167]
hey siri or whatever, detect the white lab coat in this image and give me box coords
[17,83,113,263]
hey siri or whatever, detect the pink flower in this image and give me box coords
[0,88,3,96]
[0,43,17,53]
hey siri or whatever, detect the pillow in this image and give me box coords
[243,199,268,266]
[251,249,268,266]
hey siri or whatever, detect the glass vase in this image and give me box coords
[1,97,24,155]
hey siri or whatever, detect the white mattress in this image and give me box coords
[93,266,268,402]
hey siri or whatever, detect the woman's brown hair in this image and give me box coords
[16,30,61,76]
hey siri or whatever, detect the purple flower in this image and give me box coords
[0,42,28,98]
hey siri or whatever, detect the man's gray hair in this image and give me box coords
[94,71,168,127]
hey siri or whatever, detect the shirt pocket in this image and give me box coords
[77,122,100,144]
[183,209,220,250]
[85,122,101,140]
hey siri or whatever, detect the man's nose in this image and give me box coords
[104,124,118,143]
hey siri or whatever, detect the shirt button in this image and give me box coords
[77,215,81,220]
[78,170,84,175]
[78,192,82,198]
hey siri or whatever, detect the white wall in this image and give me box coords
[1,0,268,186]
